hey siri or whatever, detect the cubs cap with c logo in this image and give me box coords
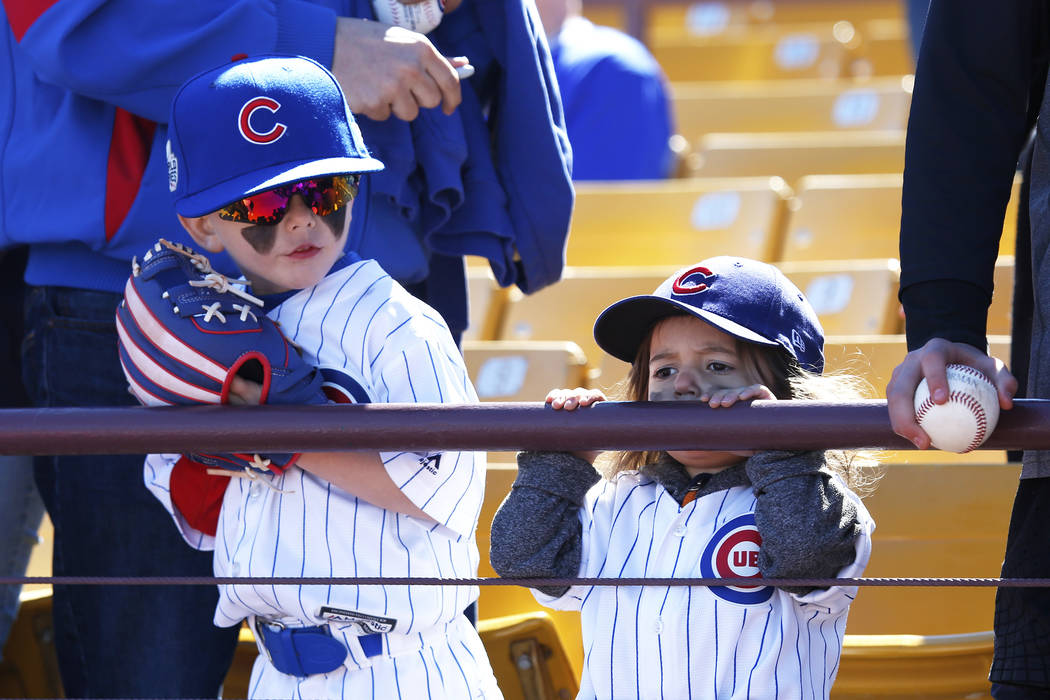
[167,54,384,217]
[592,256,825,374]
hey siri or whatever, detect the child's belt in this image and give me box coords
[253,617,366,677]
[252,614,462,677]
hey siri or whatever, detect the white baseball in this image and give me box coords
[913,364,1000,453]
[372,0,445,34]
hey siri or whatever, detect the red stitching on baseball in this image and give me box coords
[916,365,993,452]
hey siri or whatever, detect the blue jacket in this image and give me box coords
[0,0,572,334]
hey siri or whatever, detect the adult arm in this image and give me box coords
[887,0,1041,444]
[747,450,862,595]
[7,0,463,122]
[489,451,602,597]
[6,0,338,121]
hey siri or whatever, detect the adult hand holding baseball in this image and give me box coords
[886,338,1016,450]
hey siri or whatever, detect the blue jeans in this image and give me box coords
[0,454,44,656]
[21,286,239,698]
[0,249,43,657]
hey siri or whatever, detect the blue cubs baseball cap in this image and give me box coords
[593,256,825,373]
[166,55,384,217]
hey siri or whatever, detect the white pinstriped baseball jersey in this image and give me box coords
[145,257,500,696]
[535,470,874,700]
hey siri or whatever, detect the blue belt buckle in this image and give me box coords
[254,618,348,678]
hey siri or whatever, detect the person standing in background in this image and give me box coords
[534,0,675,180]
[1,0,571,695]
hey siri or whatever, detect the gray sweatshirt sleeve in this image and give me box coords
[489,451,602,598]
[746,450,863,595]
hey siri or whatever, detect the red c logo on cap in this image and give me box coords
[672,266,715,295]
[239,97,286,144]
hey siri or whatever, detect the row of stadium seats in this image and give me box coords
[541,175,1020,266]
[467,258,1016,357]
[672,75,912,142]
[587,0,904,44]
[650,18,910,83]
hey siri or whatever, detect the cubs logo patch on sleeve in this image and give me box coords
[319,366,371,404]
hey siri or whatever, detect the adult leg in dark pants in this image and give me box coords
[991,477,1050,697]
[22,286,239,698]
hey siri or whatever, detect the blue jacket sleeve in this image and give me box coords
[6,0,337,121]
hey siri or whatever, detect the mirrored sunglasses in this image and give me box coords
[217,175,360,226]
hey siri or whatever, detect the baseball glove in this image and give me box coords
[116,238,326,474]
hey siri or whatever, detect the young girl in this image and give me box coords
[489,256,877,700]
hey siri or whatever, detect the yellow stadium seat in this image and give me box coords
[780,173,904,261]
[989,256,1016,336]
[498,266,675,368]
[567,178,792,267]
[780,173,1023,261]
[462,340,590,402]
[464,265,509,342]
[846,461,1017,636]
[646,0,903,43]
[834,459,1012,700]
[1001,176,1023,258]
[823,334,1009,399]
[651,26,852,82]
[478,612,580,700]
[845,18,915,79]
[478,463,586,677]
[836,632,993,699]
[0,590,61,697]
[672,76,912,143]
[686,131,905,185]
[778,258,902,335]
[580,2,625,32]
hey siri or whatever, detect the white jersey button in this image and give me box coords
[230,563,241,577]
[673,525,687,537]
[654,617,664,634]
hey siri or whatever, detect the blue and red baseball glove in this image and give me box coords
[116,238,326,474]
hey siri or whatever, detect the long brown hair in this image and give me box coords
[601,314,881,496]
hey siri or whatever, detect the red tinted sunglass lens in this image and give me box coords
[218,175,361,224]
[245,189,294,224]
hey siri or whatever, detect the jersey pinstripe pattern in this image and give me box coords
[145,258,497,696]
[535,471,874,700]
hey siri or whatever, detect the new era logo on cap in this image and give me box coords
[166,140,178,193]
[167,55,384,218]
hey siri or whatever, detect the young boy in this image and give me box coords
[141,55,503,698]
